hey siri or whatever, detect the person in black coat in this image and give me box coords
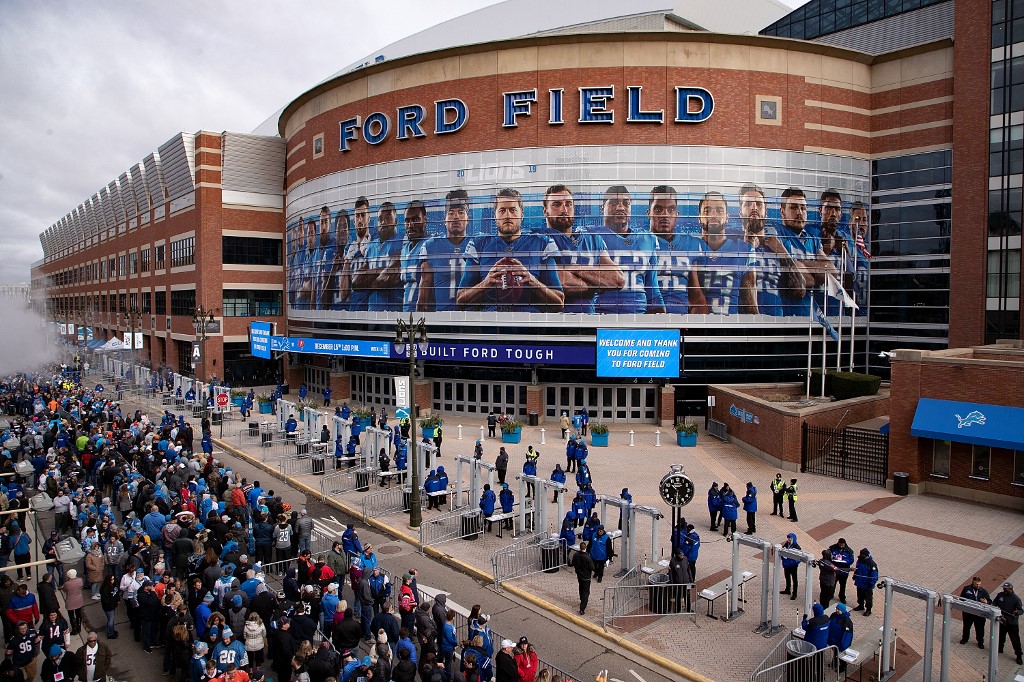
[570,541,596,615]
[269,618,298,682]
[495,639,517,682]
[36,575,60,616]
[331,607,362,653]
[959,576,992,647]
[391,646,417,682]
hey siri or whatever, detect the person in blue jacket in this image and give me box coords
[201,431,213,456]
[576,442,589,466]
[683,524,700,582]
[618,488,633,531]
[284,415,297,440]
[707,482,722,531]
[741,482,758,535]
[719,483,739,538]
[340,402,351,419]
[781,533,802,600]
[571,491,588,528]
[853,547,879,616]
[802,603,831,650]
[828,538,855,605]
[498,483,515,530]
[575,462,592,488]
[559,517,577,564]
[345,435,358,466]
[394,442,407,480]
[581,513,600,544]
[582,483,598,516]
[342,523,363,557]
[479,484,496,532]
[435,466,449,506]
[828,604,855,670]
[589,525,614,583]
[297,383,308,400]
[671,520,689,556]
[565,436,578,473]
[522,456,538,498]
[424,470,440,510]
[550,464,566,503]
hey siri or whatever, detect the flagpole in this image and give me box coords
[821,294,827,397]
[806,303,813,399]
[837,256,844,372]
[849,245,857,372]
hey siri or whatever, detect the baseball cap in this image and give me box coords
[501,639,515,649]
[518,636,529,646]
[50,644,63,657]
[1004,581,1014,589]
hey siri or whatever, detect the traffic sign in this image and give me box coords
[216,392,230,408]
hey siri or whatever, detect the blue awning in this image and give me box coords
[911,398,1024,450]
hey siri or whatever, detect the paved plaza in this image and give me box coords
[211,409,1024,681]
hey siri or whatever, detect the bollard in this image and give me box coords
[629,430,635,447]
[457,424,463,440]
[539,428,545,445]
[480,425,485,442]
[655,430,661,447]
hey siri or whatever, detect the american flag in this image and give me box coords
[855,233,871,260]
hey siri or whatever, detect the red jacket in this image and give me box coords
[514,649,538,682]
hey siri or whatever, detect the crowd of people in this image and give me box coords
[0,365,581,682]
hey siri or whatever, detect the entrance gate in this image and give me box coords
[802,424,888,486]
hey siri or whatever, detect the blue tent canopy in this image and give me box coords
[911,398,1024,450]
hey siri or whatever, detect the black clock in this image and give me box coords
[659,466,694,507]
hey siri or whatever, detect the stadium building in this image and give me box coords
[32,0,1020,425]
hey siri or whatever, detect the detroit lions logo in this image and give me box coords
[955,411,986,428]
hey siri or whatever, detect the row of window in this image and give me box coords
[170,237,195,268]
[169,289,196,317]
[932,439,1024,485]
[222,289,283,317]
[761,0,945,41]
[47,244,166,288]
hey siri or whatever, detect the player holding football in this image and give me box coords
[456,188,563,312]
[592,186,665,314]
[688,191,758,314]
[649,185,703,314]
[418,189,471,311]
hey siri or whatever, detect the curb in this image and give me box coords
[213,437,705,681]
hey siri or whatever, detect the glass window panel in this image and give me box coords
[468,384,476,403]
[631,390,641,408]
[561,387,570,406]
[574,387,584,406]
[932,440,951,476]
[972,446,991,479]
[456,383,464,402]
[481,385,489,403]
[444,382,452,400]
[588,387,598,408]
[493,385,501,403]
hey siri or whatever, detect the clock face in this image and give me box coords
[659,472,695,507]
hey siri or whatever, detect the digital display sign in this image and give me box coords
[596,329,680,378]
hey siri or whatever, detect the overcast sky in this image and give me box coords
[0,0,803,285]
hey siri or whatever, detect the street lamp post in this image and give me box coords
[192,305,216,382]
[395,312,428,529]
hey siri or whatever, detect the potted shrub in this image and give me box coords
[256,394,273,414]
[296,399,318,422]
[675,419,699,447]
[420,415,443,439]
[500,417,523,444]
[590,421,609,447]
[230,389,246,407]
[353,407,373,429]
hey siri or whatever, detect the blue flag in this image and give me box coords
[812,301,839,343]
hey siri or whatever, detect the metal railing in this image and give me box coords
[319,467,378,502]
[749,637,841,682]
[601,578,697,629]
[491,533,561,587]
[277,453,313,477]
[598,564,647,628]
[707,418,728,442]
[418,504,475,552]
[361,485,427,520]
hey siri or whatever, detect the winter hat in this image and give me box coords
[221,627,233,639]
[194,641,209,655]
[836,604,848,613]
[66,569,77,579]
[203,593,215,604]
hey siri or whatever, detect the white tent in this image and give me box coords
[95,338,125,352]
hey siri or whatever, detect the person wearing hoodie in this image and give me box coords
[550,465,566,503]
[719,484,739,538]
[424,470,440,510]
[439,609,458,672]
[853,547,879,616]
[6,582,39,625]
[436,466,449,506]
[707,482,722,531]
[817,550,837,608]
[479,484,497,532]
[827,538,855,605]
[588,526,614,583]
[741,482,757,535]
[801,604,830,650]
[828,604,855,670]
[498,484,515,531]
[780,533,801,601]
[431,593,448,651]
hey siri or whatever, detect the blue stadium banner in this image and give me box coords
[596,329,681,378]
[391,342,594,365]
[250,321,272,360]
[269,336,391,358]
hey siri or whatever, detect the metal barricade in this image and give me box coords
[418,504,474,552]
[749,636,840,682]
[490,533,553,586]
[361,485,427,520]
[601,575,697,629]
[708,418,728,442]
[319,467,378,502]
[276,454,313,477]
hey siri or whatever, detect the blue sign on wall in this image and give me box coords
[595,329,680,378]
[391,342,593,365]
[269,336,391,358]
[250,322,272,360]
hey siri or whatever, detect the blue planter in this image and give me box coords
[258,402,272,414]
[501,429,522,444]
[422,426,436,440]
[677,432,698,447]
[231,396,244,407]
[590,432,609,447]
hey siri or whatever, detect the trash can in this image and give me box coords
[893,471,909,496]
[356,469,370,492]
[528,411,539,426]
[261,425,273,448]
[312,452,326,476]
[540,538,561,573]
[649,573,671,614]
[296,440,309,456]
[212,412,222,425]
[248,422,259,438]
[461,511,481,541]
[785,639,817,682]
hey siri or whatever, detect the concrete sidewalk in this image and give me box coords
[210,409,1024,681]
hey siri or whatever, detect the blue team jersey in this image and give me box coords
[534,226,609,314]
[692,238,755,314]
[421,236,469,312]
[366,235,403,311]
[401,239,427,312]
[775,227,820,317]
[344,239,371,311]
[750,244,783,316]
[655,233,704,314]
[592,227,664,314]
[288,247,309,308]
[457,234,562,312]
[311,244,335,310]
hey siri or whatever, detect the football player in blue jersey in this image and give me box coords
[739,183,802,317]
[286,218,304,308]
[355,202,403,310]
[311,206,337,310]
[689,191,758,314]
[417,189,471,311]
[342,197,372,312]
[649,185,703,314]
[592,186,665,314]
[776,187,836,316]
[294,218,318,309]
[456,187,564,312]
[400,200,429,312]
[323,209,350,310]
[850,202,870,313]
[539,184,624,313]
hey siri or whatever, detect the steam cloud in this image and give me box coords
[0,298,62,376]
